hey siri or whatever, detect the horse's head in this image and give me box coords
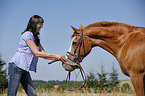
[66,25,92,65]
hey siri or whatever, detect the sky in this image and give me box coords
[0,0,145,81]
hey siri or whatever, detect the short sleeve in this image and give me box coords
[22,31,34,41]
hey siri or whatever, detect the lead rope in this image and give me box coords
[65,65,86,91]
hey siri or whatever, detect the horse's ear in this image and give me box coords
[79,24,83,29]
[71,25,77,31]
[70,25,80,34]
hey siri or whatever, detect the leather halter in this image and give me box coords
[66,29,86,90]
[67,29,86,63]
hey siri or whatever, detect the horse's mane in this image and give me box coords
[84,21,142,29]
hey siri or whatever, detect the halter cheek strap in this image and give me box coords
[68,29,86,63]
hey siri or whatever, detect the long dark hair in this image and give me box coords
[23,15,44,46]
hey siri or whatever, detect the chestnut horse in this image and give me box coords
[66,21,145,96]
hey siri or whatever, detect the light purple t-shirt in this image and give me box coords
[9,31,40,72]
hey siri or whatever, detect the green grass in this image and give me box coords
[0,80,136,96]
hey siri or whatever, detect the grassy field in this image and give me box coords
[0,89,136,96]
[0,80,136,96]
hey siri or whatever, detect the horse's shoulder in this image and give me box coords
[124,31,145,49]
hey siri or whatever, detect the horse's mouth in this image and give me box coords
[63,55,80,72]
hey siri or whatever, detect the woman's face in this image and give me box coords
[36,23,43,34]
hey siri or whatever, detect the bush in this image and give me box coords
[121,83,131,93]
[37,83,54,91]
[57,84,66,92]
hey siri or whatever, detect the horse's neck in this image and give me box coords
[86,27,128,57]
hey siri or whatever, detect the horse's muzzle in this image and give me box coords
[62,56,80,72]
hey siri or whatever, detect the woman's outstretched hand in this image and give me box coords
[56,55,66,63]
[48,55,66,64]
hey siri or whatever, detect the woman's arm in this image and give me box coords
[40,44,45,52]
[26,39,65,62]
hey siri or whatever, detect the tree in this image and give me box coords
[97,64,108,91]
[109,63,119,87]
[0,54,8,93]
[108,63,119,92]
[86,71,98,88]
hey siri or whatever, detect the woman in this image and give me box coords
[7,15,65,96]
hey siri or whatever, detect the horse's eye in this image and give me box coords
[72,41,77,46]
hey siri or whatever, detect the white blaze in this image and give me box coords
[66,36,76,59]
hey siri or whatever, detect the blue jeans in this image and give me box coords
[7,63,37,96]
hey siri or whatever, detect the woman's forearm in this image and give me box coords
[26,39,60,60]
[35,51,59,60]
